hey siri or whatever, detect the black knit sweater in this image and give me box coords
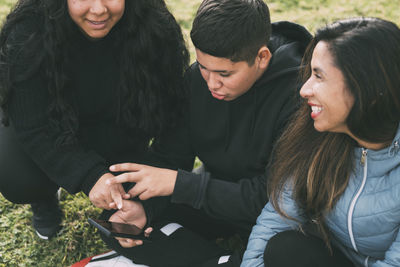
[6,18,153,195]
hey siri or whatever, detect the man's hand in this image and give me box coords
[109,200,152,248]
[89,173,130,210]
[107,163,178,200]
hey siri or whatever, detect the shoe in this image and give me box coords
[31,194,63,240]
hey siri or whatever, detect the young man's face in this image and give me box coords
[196,48,270,101]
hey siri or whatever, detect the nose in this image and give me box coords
[90,0,107,15]
[299,79,313,99]
[207,72,222,91]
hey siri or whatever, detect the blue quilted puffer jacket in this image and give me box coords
[242,126,400,267]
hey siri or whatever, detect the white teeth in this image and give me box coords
[311,106,323,113]
[90,20,106,25]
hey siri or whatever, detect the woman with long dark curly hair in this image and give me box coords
[242,17,400,267]
[0,0,189,239]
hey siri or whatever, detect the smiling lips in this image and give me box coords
[309,104,323,119]
[87,19,108,28]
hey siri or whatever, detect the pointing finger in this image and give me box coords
[106,172,142,185]
[109,163,143,172]
[110,184,123,209]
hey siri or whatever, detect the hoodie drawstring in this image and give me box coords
[389,140,399,157]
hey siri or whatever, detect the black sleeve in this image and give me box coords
[141,196,171,224]
[8,72,109,195]
[172,169,268,233]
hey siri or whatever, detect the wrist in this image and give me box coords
[169,170,178,194]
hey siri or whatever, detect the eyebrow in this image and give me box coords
[312,67,326,76]
[197,61,231,74]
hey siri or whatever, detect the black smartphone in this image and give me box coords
[88,218,151,241]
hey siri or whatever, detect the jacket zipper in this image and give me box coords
[347,148,368,253]
[360,149,368,165]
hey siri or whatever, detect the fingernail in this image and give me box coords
[118,203,122,209]
[110,166,115,171]
[105,180,110,185]
[135,240,143,245]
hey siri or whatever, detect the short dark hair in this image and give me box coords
[191,0,271,64]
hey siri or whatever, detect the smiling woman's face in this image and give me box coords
[300,41,355,135]
[67,0,125,40]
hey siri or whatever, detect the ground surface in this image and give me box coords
[0,0,398,266]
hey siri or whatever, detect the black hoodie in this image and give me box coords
[147,21,311,235]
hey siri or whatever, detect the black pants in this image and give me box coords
[164,203,240,240]
[0,124,58,203]
[264,230,355,267]
[99,220,242,267]
[100,205,243,267]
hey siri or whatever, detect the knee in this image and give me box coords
[264,230,308,266]
[0,131,57,203]
[264,231,294,261]
[0,170,57,204]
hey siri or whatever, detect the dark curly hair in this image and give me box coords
[0,0,189,145]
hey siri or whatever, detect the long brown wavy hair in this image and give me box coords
[268,17,400,248]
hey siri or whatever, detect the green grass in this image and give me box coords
[0,0,13,20]
[0,0,399,266]
[0,190,107,267]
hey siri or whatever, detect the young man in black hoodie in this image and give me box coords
[100,0,311,265]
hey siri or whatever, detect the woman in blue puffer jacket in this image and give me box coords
[242,17,400,267]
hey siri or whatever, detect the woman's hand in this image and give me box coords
[107,163,178,200]
[109,200,152,248]
[89,173,130,210]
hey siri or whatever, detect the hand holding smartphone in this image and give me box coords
[88,218,152,242]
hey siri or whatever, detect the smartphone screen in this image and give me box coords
[88,218,149,240]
